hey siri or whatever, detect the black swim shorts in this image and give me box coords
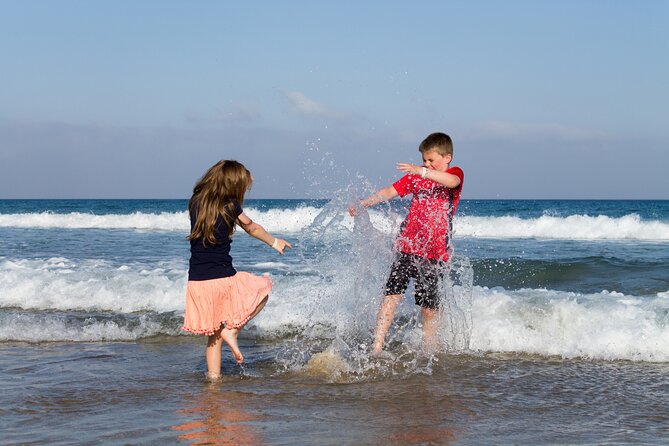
[384,252,446,309]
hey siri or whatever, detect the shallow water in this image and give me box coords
[2,338,667,445]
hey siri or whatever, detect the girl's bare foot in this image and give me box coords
[221,327,243,364]
[205,371,222,381]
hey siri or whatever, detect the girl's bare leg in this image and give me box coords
[220,295,269,365]
[205,328,224,378]
[372,294,403,353]
[220,327,243,364]
[421,307,441,353]
[248,295,268,321]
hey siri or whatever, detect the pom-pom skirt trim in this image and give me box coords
[182,272,272,336]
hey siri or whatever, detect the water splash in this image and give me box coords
[437,255,474,351]
[282,190,475,377]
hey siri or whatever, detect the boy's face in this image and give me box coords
[422,149,452,171]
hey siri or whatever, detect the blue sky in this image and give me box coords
[1,0,667,199]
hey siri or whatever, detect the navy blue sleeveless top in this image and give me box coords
[188,201,242,281]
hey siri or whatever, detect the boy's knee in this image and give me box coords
[421,307,439,318]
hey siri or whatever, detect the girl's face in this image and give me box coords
[422,149,452,171]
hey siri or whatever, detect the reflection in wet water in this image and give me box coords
[174,383,266,446]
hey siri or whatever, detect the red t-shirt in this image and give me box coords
[392,166,464,261]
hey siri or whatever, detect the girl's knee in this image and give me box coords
[207,328,224,347]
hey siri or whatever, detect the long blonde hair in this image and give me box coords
[187,160,252,246]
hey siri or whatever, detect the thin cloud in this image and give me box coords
[185,104,262,124]
[216,104,262,122]
[285,91,339,118]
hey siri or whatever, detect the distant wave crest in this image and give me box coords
[457,213,669,240]
[2,209,669,241]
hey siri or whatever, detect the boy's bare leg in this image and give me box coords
[372,294,403,353]
[421,307,441,353]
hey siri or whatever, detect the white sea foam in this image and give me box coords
[2,255,668,362]
[457,214,669,240]
[0,211,191,231]
[470,287,669,362]
[0,207,325,233]
[2,209,668,241]
[0,257,186,313]
[0,312,182,342]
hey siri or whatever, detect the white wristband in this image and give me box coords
[271,238,279,249]
[421,167,428,178]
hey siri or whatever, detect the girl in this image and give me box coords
[182,160,291,379]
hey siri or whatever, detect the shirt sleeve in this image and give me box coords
[392,174,418,197]
[233,200,243,217]
[220,200,243,227]
[447,167,464,189]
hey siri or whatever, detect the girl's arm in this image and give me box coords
[237,212,292,255]
[349,185,398,216]
[396,163,461,188]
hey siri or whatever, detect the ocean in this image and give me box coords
[1,198,668,445]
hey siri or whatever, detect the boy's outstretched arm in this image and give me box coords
[396,163,461,189]
[349,185,398,216]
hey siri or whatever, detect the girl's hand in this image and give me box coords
[271,238,293,255]
[396,163,421,175]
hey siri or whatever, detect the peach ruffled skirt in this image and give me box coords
[182,272,272,336]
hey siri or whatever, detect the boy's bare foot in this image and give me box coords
[221,327,243,364]
[370,350,394,360]
[422,337,439,355]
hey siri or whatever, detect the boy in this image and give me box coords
[349,132,464,353]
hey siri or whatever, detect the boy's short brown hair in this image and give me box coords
[419,132,453,156]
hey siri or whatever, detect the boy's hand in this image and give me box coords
[349,200,366,216]
[396,163,420,175]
